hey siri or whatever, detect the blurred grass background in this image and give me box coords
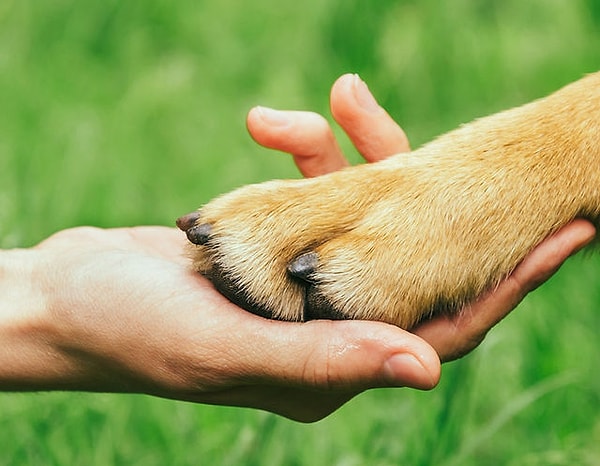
[1,0,599,464]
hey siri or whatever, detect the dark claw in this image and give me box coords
[287,252,318,284]
[287,252,347,320]
[186,223,213,245]
[176,211,200,231]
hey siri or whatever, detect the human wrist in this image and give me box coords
[0,248,77,390]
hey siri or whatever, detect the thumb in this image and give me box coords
[240,318,441,391]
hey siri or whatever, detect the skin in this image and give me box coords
[0,74,594,423]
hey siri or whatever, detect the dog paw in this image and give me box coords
[178,72,600,329]
[177,157,548,329]
[178,166,395,321]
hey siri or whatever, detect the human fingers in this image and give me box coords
[184,316,439,422]
[247,107,349,177]
[508,219,596,293]
[330,73,410,161]
[222,318,440,392]
[415,219,596,362]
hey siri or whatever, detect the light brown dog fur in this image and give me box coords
[178,72,600,329]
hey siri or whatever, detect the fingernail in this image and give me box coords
[255,106,291,127]
[352,74,380,113]
[383,353,436,389]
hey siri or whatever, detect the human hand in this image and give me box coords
[246,73,596,363]
[0,73,442,423]
[0,76,445,425]
[11,224,439,422]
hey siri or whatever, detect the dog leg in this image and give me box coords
[179,72,600,329]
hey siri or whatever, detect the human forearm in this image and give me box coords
[0,247,138,393]
[0,249,66,390]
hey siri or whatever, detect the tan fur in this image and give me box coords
[186,72,600,329]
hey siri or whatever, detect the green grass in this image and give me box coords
[1,0,600,464]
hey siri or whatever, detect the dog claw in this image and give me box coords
[176,212,213,245]
[287,252,318,284]
[176,211,200,231]
[186,223,213,245]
